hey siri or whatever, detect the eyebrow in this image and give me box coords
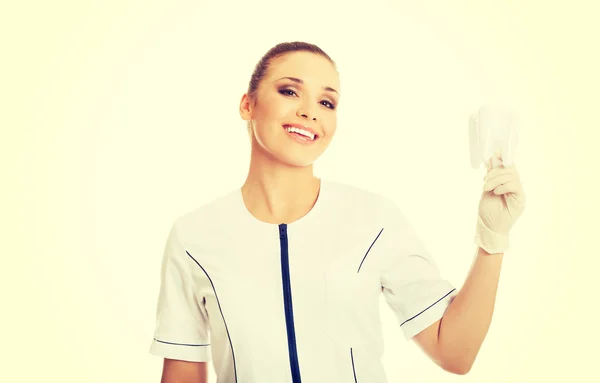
[277,76,339,95]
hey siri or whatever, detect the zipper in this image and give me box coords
[279,224,302,383]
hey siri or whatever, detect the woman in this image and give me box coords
[149,41,526,383]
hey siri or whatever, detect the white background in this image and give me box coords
[5,0,598,381]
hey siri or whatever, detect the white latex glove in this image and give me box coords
[475,150,526,254]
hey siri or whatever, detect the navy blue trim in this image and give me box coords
[186,251,238,383]
[400,289,457,327]
[351,348,358,382]
[279,224,302,383]
[357,228,384,273]
[154,338,209,347]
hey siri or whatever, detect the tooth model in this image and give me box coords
[469,105,520,169]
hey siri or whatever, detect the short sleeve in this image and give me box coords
[149,222,212,362]
[380,202,457,340]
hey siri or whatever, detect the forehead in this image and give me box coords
[266,51,340,90]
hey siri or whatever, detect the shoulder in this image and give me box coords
[170,188,241,245]
[322,179,401,221]
[323,178,398,208]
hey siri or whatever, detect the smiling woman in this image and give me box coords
[240,42,341,169]
[148,41,515,383]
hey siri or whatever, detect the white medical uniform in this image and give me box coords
[149,179,457,382]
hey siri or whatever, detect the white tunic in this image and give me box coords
[149,179,457,382]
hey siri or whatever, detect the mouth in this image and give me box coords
[282,124,319,143]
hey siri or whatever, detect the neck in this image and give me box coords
[241,145,320,224]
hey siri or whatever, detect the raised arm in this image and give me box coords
[412,246,503,374]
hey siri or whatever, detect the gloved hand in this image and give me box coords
[475,150,526,254]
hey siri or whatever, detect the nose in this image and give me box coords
[296,104,317,121]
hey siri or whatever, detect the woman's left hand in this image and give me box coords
[475,150,526,253]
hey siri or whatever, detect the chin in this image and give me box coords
[277,152,322,168]
[252,133,330,168]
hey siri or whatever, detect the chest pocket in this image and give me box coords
[324,265,383,347]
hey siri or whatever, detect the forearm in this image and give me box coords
[438,246,504,374]
[161,359,208,383]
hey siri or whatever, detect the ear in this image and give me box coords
[239,93,253,121]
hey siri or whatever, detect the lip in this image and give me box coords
[282,123,320,138]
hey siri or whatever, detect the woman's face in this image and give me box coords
[240,51,340,168]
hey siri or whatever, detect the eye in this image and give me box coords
[321,100,336,110]
[279,88,298,97]
[278,87,336,110]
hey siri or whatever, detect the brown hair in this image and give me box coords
[246,41,336,102]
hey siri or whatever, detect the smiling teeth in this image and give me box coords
[285,126,315,140]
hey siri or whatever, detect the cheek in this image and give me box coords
[257,95,289,119]
[323,117,337,137]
